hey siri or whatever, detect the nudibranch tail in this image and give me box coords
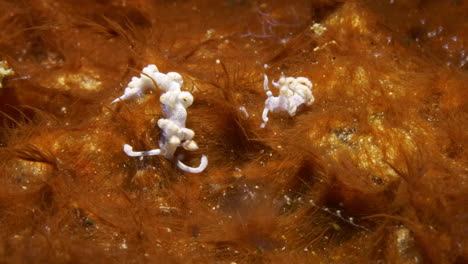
[177,155,208,173]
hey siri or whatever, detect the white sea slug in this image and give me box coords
[261,73,314,128]
[112,64,208,173]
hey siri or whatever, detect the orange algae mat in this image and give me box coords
[0,0,467,263]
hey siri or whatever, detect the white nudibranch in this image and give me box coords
[261,73,314,128]
[112,64,208,173]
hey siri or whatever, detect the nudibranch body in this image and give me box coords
[113,64,207,173]
[261,74,314,128]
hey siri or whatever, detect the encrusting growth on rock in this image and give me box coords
[112,64,207,173]
[0,1,466,263]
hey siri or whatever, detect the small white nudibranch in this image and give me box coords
[0,61,14,89]
[261,73,314,128]
[113,64,208,173]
